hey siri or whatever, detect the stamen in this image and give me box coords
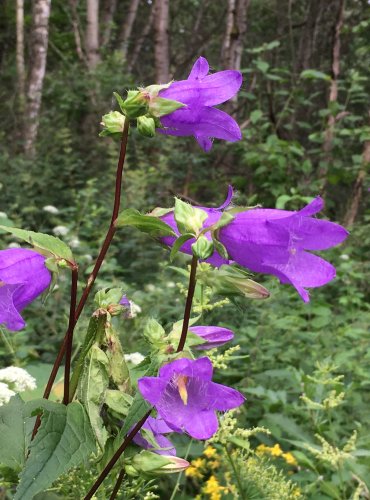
[177,375,189,405]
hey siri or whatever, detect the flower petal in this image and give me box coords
[208,382,245,411]
[195,135,213,151]
[183,409,218,440]
[190,326,234,350]
[0,284,26,331]
[188,56,209,81]
[138,377,168,405]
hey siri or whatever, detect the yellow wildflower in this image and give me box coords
[283,452,297,466]
[270,444,283,457]
[256,444,269,455]
[209,460,221,470]
[185,465,204,480]
[203,475,224,500]
[203,446,218,459]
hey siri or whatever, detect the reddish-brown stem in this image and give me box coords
[84,410,152,500]
[62,266,79,405]
[87,255,199,497]
[177,255,198,352]
[109,469,125,500]
[31,119,130,438]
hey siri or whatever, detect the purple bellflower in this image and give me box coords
[189,325,234,350]
[133,416,177,456]
[0,248,51,331]
[138,357,245,440]
[160,189,349,302]
[158,57,242,152]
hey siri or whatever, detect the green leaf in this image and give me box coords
[0,395,27,469]
[0,226,74,263]
[300,69,331,82]
[192,235,214,260]
[78,345,109,448]
[115,209,176,237]
[105,390,133,416]
[144,318,166,347]
[113,91,126,113]
[15,402,96,500]
[170,233,194,261]
[118,392,151,438]
[150,97,185,118]
[94,288,124,308]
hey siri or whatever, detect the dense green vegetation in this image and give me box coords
[0,0,369,498]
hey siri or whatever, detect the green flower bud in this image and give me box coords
[137,115,156,137]
[192,235,214,260]
[121,90,149,119]
[100,111,126,137]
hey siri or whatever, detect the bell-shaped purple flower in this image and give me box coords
[219,197,348,302]
[0,248,51,331]
[133,416,178,456]
[158,57,242,151]
[159,190,348,302]
[138,357,245,440]
[189,326,234,350]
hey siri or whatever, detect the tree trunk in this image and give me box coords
[24,0,51,157]
[86,0,100,70]
[118,0,140,59]
[221,0,250,70]
[101,0,117,48]
[69,0,86,62]
[343,118,370,227]
[16,0,26,112]
[154,0,170,83]
[320,0,345,190]
[127,5,154,72]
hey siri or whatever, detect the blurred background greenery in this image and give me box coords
[0,0,369,498]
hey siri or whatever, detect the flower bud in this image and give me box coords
[131,450,189,475]
[100,111,126,136]
[121,90,148,118]
[192,235,214,260]
[137,115,156,137]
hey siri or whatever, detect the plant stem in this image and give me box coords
[31,119,130,437]
[168,439,193,500]
[0,326,16,362]
[84,255,199,498]
[62,266,78,405]
[177,255,198,352]
[84,410,152,500]
[224,445,246,500]
[109,469,125,500]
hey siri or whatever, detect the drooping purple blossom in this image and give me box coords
[160,189,349,302]
[0,248,51,331]
[138,357,244,440]
[158,57,242,151]
[132,416,178,456]
[189,325,234,350]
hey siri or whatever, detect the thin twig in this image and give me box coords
[62,266,79,405]
[31,119,130,439]
[177,255,198,352]
[109,469,125,500]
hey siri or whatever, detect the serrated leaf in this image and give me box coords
[0,395,26,469]
[105,390,133,416]
[115,209,175,237]
[0,226,74,263]
[113,91,126,113]
[170,233,194,261]
[78,345,109,448]
[15,402,96,500]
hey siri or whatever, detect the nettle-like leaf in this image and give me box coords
[15,401,95,500]
[0,395,27,470]
[78,344,109,449]
[115,209,176,237]
[0,226,74,263]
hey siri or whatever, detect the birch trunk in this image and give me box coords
[86,0,100,70]
[154,0,170,83]
[118,0,140,59]
[127,5,154,72]
[101,0,117,47]
[24,0,51,156]
[16,0,26,111]
[221,0,250,70]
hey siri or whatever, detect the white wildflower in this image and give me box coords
[52,225,69,236]
[43,205,59,214]
[69,236,80,248]
[124,352,145,365]
[0,366,37,392]
[8,242,20,248]
[0,382,16,406]
[340,254,350,261]
[166,281,176,288]
[145,284,156,292]
[130,301,142,317]
[0,211,7,218]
